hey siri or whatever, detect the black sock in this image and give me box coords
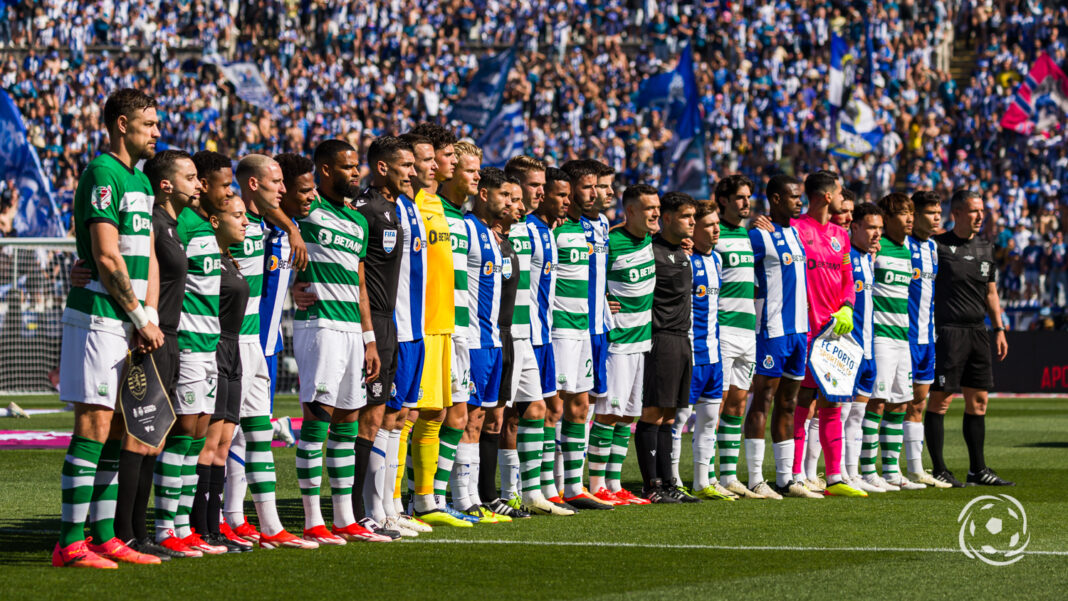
[190,463,212,536]
[207,465,226,535]
[132,453,156,540]
[634,421,658,488]
[924,411,947,473]
[353,437,373,520]
[479,433,500,503]
[657,422,674,486]
[963,412,986,474]
[115,450,144,541]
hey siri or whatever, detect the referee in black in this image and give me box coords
[925,189,1013,487]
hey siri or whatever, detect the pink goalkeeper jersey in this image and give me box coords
[793,214,855,334]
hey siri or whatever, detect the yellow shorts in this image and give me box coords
[418,333,453,410]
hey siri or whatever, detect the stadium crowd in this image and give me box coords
[2,0,1068,317]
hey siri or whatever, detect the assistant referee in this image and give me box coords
[925,189,1013,488]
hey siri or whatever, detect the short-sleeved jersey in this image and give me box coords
[691,251,722,366]
[443,198,470,338]
[464,214,502,349]
[508,220,533,340]
[65,153,154,334]
[176,208,221,360]
[152,205,187,336]
[395,194,427,342]
[605,228,654,355]
[907,235,938,345]
[794,214,855,332]
[650,235,692,335]
[872,237,912,342]
[230,211,266,343]
[219,254,250,340]
[416,189,454,335]
[526,214,557,346]
[751,224,808,338]
[932,231,997,327]
[552,216,590,339]
[355,188,402,315]
[294,195,369,332]
[850,247,875,359]
[260,219,295,357]
[499,231,519,331]
[714,221,756,340]
[585,214,611,336]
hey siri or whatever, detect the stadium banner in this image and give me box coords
[450,49,516,130]
[0,90,65,237]
[216,62,281,117]
[807,321,864,403]
[991,331,1068,394]
[637,44,710,199]
[830,94,884,158]
[479,102,526,168]
[1000,52,1068,140]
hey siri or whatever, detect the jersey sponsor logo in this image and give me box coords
[912,268,935,281]
[202,256,222,274]
[243,237,264,255]
[543,261,553,274]
[726,252,754,267]
[502,257,513,279]
[782,253,794,265]
[451,235,469,251]
[131,214,151,232]
[483,260,495,276]
[428,230,449,245]
[806,258,838,270]
[763,354,775,369]
[830,237,842,252]
[855,279,864,292]
[568,248,589,263]
[91,185,112,210]
[883,270,910,285]
[413,237,422,252]
[628,264,655,282]
[318,229,334,246]
[695,284,707,298]
[383,229,398,253]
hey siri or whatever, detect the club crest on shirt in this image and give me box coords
[763,354,775,369]
[830,237,842,252]
[383,229,398,253]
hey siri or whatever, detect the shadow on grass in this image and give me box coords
[1017,442,1068,448]
[0,517,59,566]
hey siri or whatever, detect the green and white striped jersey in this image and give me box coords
[606,228,655,354]
[294,196,369,332]
[552,217,590,339]
[64,153,154,334]
[230,210,265,343]
[872,237,911,342]
[443,199,470,339]
[714,222,756,340]
[176,208,221,359]
[508,221,533,340]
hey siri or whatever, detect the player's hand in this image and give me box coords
[70,260,91,287]
[608,300,621,314]
[752,215,773,232]
[292,281,318,310]
[364,342,381,383]
[680,238,694,255]
[995,330,1008,361]
[830,305,854,336]
[135,322,165,353]
[289,235,309,271]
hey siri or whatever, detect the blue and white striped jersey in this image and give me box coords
[395,195,427,342]
[585,214,611,336]
[750,223,809,338]
[850,246,875,359]
[259,218,295,357]
[690,251,721,366]
[464,213,502,349]
[907,235,938,345]
[525,214,557,347]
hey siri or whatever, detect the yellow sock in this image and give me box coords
[412,418,442,496]
[395,419,413,500]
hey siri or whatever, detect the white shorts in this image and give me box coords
[59,324,129,409]
[294,326,366,411]
[509,337,542,407]
[873,340,913,404]
[552,336,593,394]
[597,352,644,418]
[239,342,272,418]
[451,336,471,405]
[175,357,219,416]
[720,333,756,394]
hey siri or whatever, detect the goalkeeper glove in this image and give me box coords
[830,305,854,336]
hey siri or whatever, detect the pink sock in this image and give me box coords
[792,406,809,477]
[818,407,844,482]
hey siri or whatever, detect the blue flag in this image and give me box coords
[637,45,709,199]
[829,34,848,107]
[450,49,516,130]
[0,90,64,237]
[478,102,526,168]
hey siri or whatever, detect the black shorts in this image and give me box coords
[156,333,180,404]
[212,336,242,423]
[498,328,515,406]
[642,332,694,409]
[366,313,398,405]
[932,325,993,393]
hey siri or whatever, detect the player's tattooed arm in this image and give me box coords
[106,268,138,307]
[90,222,139,310]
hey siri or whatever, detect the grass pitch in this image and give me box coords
[2,396,1067,600]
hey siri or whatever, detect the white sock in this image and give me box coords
[845,402,865,478]
[692,400,720,490]
[672,406,692,486]
[468,442,482,507]
[773,440,794,488]
[362,429,390,523]
[745,438,766,488]
[224,426,247,527]
[499,448,519,499]
[903,421,925,474]
[451,443,475,511]
[383,429,402,518]
[804,416,821,481]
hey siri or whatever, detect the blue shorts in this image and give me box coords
[468,347,503,408]
[590,332,609,396]
[755,332,808,380]
[265,353,278,411]
[389,339,426,410]
[854,356,876,397]
[532,343,557,398]
[689,361,724,403]
[911,341,935,385]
